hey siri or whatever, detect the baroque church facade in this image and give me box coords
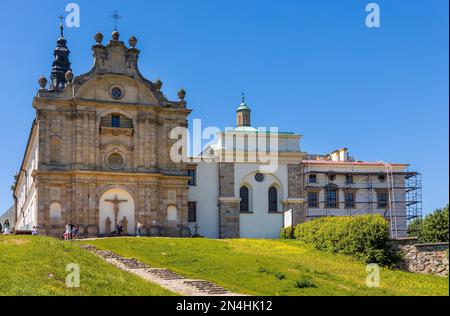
[13,26,416,239]
[14,27,192,237]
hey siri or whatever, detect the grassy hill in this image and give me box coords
[0,236,174,296]
[86,237,449,296]
[1,236,448,296]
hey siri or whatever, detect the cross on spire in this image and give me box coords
[110,10,123,31]
[58,15,65,37]
[241,92,246,104]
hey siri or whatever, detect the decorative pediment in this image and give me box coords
[35,31,188,109]
[71,32,164,105]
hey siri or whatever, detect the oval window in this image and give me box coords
[255,173,265,183]
[107,153,124,169]
[111,87,123,99]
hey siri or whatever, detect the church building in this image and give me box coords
[13,25,421,239]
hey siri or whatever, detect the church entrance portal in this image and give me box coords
[99,188,135,236]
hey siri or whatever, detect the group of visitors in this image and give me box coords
[114,220,144,237]
[0,219,146,238]
[0,220,11,235]
[64,222,80,240]
[47,220,146,240]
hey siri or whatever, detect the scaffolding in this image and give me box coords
[302,165,423,232]
[405,172,423,221]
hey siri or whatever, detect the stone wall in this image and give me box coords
[218,163,240,238]
[389,238,449,277]
[287,164,305,225]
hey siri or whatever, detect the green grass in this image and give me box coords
[0,236,175,296]
[86,238,449,296]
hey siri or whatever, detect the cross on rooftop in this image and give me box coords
[58,15,64,37]
[110,10,123,31]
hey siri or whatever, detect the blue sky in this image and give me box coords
[0,0,448,215]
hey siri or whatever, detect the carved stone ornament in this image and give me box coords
[128,35,137,48]
[38,76,48,90]
[94,32,104,45]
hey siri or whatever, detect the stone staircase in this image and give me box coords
[81,244,244,296]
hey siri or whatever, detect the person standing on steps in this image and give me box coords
[64,222,72,241]
[3,220,10,235]
[136,220,143,237]
[73,224,79,239]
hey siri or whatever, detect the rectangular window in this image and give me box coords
[345,174,354,184]
[345,192,355,209]
[188,169,196,186]
[308,192,318,208]
[378,192,388,209]
[188,202,197,223]
[325,189,337,208]
[111,115,120,128]
[309,174,317,183]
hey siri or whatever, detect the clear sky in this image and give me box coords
[0,0,448,215]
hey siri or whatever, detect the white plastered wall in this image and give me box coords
[235,163,287,238]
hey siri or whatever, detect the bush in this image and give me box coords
[419,205,449,243]
[408,218,422,237]
[294,215,395,265]
[280,226,295,239]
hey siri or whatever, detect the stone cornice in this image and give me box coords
[215,150,305,164]
[33,170,190,181]
[33,97,192,116]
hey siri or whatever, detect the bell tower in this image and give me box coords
[236,93,251,128]
[50,17,72,90]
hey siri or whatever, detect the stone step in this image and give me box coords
[81,243,243,296]
[184,280,230,295]
[147,268,184,280]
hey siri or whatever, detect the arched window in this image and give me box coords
[50,137,62,163]
[49,202,62,225]
[240,186,249,212]
[268,186,278,212]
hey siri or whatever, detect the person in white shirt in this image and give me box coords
[136,221,143,237]
[3,220,10,235]
[32,226,39,236]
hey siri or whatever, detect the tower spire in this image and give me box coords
[236,93,251,128]
[58,15,64,38]
[50,16,71,90]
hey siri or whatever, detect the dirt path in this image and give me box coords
[81,244,246,296]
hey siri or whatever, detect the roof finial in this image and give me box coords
[58,15,65,38]
[241,92,246,105]
[110,10,123,32]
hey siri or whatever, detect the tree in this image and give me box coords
[419,205,449,243]
[408,218,422,237]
